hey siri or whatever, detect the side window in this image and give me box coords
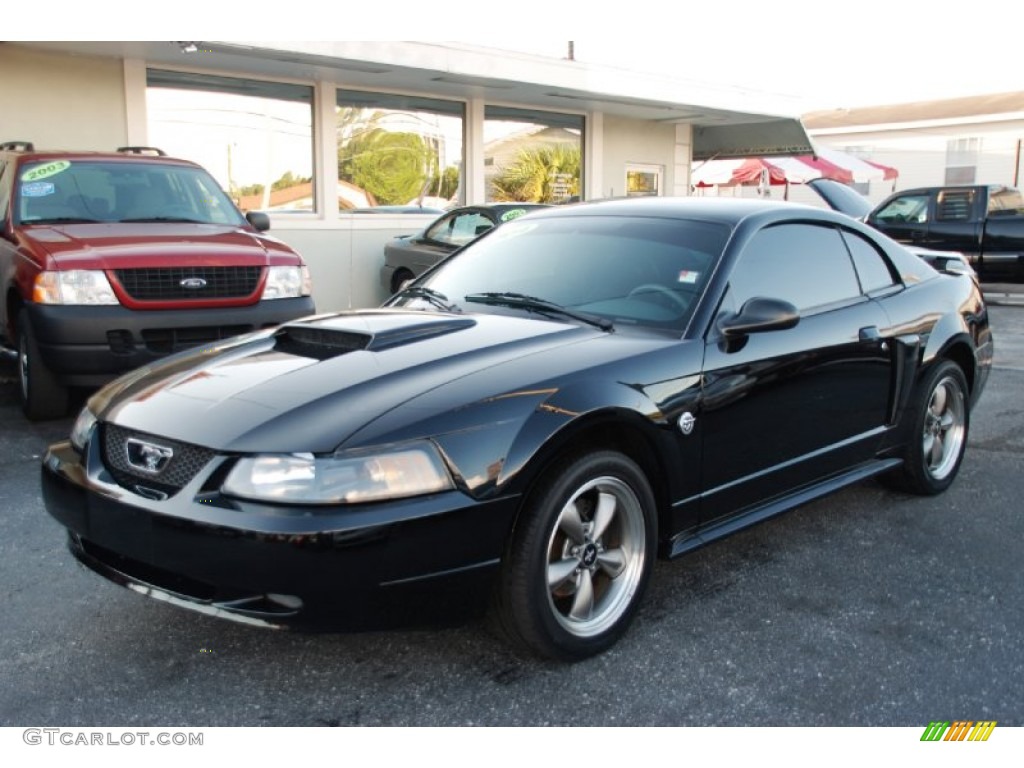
[875,194,930,224]
[729,223,861,313]
[935,189,975,221]
[840,230,897,294]
[450,213,492,244]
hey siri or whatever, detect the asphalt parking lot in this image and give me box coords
[1,302,1022,727]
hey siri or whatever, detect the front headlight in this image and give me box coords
[70,408,97,453]
[222,441,454,504]
[262,265,312,299]
[33,270,117,305]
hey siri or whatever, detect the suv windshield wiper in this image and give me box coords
[394,285,461,313]
[26,217,104,225]
[119,216,206,223]
[464,292,613,332]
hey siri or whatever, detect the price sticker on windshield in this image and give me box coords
[677,270,700,284]
[22,160,71,182]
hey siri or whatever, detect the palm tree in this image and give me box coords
[491,145,580,203]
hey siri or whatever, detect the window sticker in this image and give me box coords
[21,181,56,198]
[21,160,71,183]
[500,208,529,222]
[677,270,700,284]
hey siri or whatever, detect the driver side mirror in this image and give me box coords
[718,297,799,338]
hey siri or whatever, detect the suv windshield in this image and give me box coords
[393,213,730,332]
[16,160,246,227]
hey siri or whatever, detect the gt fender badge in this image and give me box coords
[678,412,696,435]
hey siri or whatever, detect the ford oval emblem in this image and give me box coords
[180,277,207,289]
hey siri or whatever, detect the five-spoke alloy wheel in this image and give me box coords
[493,450,656,660]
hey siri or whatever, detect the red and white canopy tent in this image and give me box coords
[692,145,898,196]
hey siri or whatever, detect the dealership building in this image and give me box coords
[0,41,812,311]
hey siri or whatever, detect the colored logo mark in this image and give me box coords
[920,721,997,742]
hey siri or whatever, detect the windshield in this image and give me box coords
[16,160,246,226]
[391,213,730,332]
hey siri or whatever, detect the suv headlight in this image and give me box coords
[33,270,117,305]
[222,441,454,504]
[262,266,312,299]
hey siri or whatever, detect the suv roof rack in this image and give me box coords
[116,146,166,156]
[0,141,35,152]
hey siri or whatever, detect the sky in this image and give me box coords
[23,0,1023,115]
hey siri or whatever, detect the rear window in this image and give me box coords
[15,160,245,227]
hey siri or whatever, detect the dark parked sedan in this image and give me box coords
[42,197,993,660]
[380,203,547,294]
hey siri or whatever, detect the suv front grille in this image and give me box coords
[114,267,262,301]
[102,424,216,497]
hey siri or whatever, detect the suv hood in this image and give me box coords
[23,223,294,269]
[94,310,667,453]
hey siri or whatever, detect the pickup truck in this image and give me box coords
[1,142,315,420]
[862,184,1023,282]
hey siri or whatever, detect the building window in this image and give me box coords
[945,137,981,185]
[146,70,315,212]
[626,164,662,197]
[336,91,464,212]
[484,106,583,203]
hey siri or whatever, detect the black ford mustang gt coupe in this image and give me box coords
[42,197,993,660]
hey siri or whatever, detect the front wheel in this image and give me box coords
[888,359,969,495]
[18,309,70,421]
[492,451,657,660]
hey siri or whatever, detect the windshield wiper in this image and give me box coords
[27,217,104,225]
[464,292,613,332]
[394,285,461,313]
[119,216,206,223]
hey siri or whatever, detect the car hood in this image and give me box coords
[95,310,637,453]
[23,223,294,269]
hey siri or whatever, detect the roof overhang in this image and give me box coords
[14,41,812,154]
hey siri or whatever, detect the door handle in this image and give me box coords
[859,326,881,342]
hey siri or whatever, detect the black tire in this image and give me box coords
[492,450,657,661]
[887,359,969,495]
[17,309,70,421]
[391,269,414,295]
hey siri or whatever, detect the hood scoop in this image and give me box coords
[273,325,371,361]
[273,315,477,360]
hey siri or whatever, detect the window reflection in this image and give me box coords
[146,71,315,213]
[484,106,583,204]
[336,91,464,212]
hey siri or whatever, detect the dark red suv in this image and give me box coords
[0,142,315,419]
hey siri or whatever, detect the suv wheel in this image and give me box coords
[18,309,70,421]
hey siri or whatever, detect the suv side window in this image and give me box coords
[728,223,861,313]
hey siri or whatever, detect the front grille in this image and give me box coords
[141,325,252,354]
[102,424,216,497]
[114,266,262,301]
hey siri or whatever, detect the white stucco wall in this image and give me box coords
[600,115,677,199]
[0,47,128,150]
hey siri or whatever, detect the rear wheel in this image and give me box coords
[17,309,69,421]
[888,359,969,495]
[492,450,656,660]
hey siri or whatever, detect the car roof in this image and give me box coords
[519,195,842,228]
[1,146,202,169]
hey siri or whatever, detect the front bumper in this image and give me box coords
[27,298,315,387]
[41,437,519,630]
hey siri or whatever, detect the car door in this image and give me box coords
[698,222,896,526]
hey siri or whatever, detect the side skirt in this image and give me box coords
[666,458,902,559]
